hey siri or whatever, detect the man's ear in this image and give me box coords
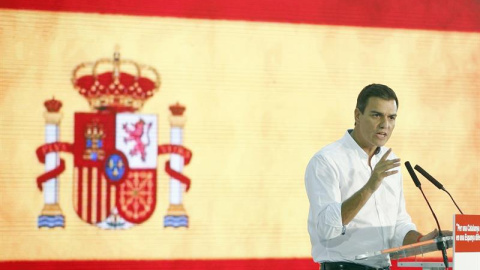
[354,108,361,124]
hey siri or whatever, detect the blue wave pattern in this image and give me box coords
[38,215,65,228]
[164,215,188,228]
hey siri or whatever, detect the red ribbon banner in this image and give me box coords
[158,144,192,191]
[35,142,74,190]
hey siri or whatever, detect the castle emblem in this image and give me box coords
[36,50,192,229]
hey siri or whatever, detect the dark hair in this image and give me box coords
[356,84,398,113]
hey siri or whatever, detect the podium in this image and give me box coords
[355,214,480,270]
[355,236,453,270]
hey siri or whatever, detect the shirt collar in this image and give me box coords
[342,129,381,160]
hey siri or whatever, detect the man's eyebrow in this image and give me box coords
[369,110,397,117]
[369,110,384,115]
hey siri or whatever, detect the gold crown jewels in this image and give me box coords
[72,49,161,112]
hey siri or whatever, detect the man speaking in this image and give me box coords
[304,84,439,270]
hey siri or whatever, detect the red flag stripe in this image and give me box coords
[87,167,93,224]
[96,168,102,222]
[106,181,112,220]
[1,0,479,32]
[77,167,83,218]
[75,167,113,224]
[0,257,451,270]
[0,258,317,270]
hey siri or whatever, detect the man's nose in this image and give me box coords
[379,117,389,129]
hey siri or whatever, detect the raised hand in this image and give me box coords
[367,148,401,192]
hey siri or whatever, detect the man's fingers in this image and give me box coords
[388,159,401,168]
[442,230,453,236]
[384,170,399,177]
[376,158,401,179]
[377,159,401,171]
[380,148,392,161]
[421,229,439,241]
[371,150,401,182]
[385,158,401,165]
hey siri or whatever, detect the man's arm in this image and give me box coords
[341,184,374,225]
[341,148,400,225]
[403,229,452,245]
[403,230,424,245]
[305,154,343,240]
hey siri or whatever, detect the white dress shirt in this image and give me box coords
[305,130,416,268]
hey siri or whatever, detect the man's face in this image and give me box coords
[354,97,397,151]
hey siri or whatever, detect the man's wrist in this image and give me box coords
[362,182,376,196]
[416,234,423,242]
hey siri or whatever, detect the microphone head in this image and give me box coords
[414,165,444,190]
[405,161,421,188]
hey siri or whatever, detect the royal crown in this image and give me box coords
[169,102,186,116]
[72,50,161,112]
[44,97,63,112]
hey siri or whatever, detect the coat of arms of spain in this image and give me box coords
[35,50,192,229]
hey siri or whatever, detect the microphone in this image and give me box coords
[404,162,449,269]
[414,165,464,214]
[405,161,421,188]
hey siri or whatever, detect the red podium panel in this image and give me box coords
[453,214,480,270]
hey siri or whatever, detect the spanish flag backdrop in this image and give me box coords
[0,1,479,269]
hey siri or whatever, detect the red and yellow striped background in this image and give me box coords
[0,1,479,269]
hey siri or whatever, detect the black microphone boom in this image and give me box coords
[404,162,442,232]
[405,161,421,188]
[404,161,449,270]
[414,165,464,215]
[414,165,443,189]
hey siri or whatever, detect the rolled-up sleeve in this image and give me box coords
[305,155,344,240]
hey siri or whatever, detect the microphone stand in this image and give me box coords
[404,162,449,269]
[418,185,449,270]
[443,189,464,215]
